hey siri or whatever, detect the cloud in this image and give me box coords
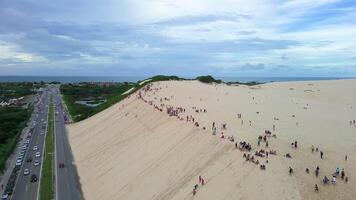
[0,0,355,76]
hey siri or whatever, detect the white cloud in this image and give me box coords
[0,41,47,63]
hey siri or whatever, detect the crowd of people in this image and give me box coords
[136,83,352,196]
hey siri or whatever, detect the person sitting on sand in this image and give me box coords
[323,176,330,184]
[285,153,292,158]
[332,176,337,184]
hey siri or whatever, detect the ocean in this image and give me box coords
[0,76,353,83]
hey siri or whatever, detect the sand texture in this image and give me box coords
[68,79,356,200]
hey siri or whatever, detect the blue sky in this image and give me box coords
[0,0,355,77]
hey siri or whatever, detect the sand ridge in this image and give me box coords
[68,79,356,200]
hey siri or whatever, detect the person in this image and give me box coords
[201,178,205,185]
[193,184,198,195]
[289,167,294,175]
[306,168,309,174]
[341,169,345,180]
[345,155,348,161]
[320,151,323,159]
[345,177,349,183]
[294,140,297,148]
[235,142,238,149]
[315,166,319,177]
[332,176,336,184]
[323,176,329,184]
[311,145,315,153]
[199,175,202,184]
[335,167,340,176]
[266,141,269,148]
[315,184,319,192]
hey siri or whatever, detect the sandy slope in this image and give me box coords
[68,79,356,200]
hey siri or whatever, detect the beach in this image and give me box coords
[67,79,356,200]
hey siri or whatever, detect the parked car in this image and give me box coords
[33,146,38,151]
[35,152,40,158]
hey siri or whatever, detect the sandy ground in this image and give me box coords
[68,79,356,200]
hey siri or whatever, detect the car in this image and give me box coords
[35,152,40,158]
[59,163,65,168]
[34,160,40,166]
[17,155,24,160]
[33,146,38,151]
[30,174,37,182]
[23,169,30,175]
[15,160,22,166]
[1,194,9,200]
[26,157,32,163]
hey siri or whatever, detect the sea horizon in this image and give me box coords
[0,75,355,83]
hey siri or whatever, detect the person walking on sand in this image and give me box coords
[289,167,294,175]
[320,151,324,159]
[199,175,202,184]
[294,141,297,148]
[273,124,275,131]
[315,184,319,192]
[201,178,205,185]
[311,145,315,153]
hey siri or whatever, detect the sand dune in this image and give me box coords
[68,79,356,200]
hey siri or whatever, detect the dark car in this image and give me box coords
[26,157,32,163]
[59,163,65,168]
[30,174,37,183]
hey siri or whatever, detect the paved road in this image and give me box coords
[53,86,83,200]
[11,88,50,200]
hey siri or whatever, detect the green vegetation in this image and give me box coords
[61,75,261,122]
[40,97,54,200]
[60,82,134,121]
[196,75,222,84]
[0,82,43,102]
[0,107,31,172]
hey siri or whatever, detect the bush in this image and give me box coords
[196,75,222,84]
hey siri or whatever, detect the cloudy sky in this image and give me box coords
[1,0,356,77]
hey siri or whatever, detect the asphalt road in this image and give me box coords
[53,86,83,200]
[11,88,50,200]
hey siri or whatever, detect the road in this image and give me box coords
[53,86,83,200]
[11,88,50,200]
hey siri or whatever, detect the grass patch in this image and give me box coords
[39,97,54,200]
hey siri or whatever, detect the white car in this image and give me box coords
[35,152,40,158]
[34,160,40,166]
[23,168,30,175]
[15,160,22,166]
[33,146,38,151]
